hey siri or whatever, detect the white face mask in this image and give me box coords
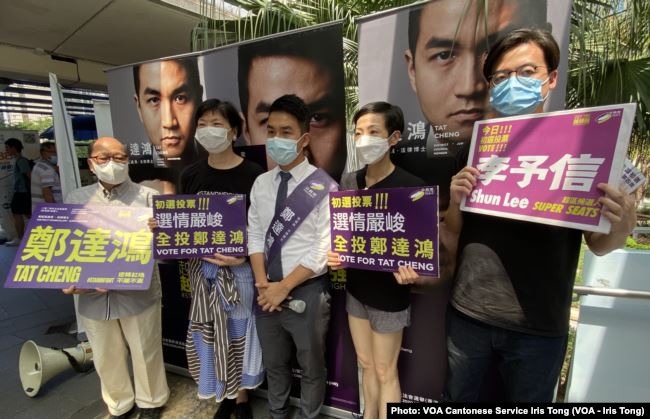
[355,134,392,165]
[92,160,129,185]
[195,127,232,154]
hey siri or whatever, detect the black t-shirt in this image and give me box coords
[180,158,264,209]
[345,165,427,312]
[453,213,582,336]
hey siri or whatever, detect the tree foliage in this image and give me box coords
[567,0,650,199]
[0,116,53,133]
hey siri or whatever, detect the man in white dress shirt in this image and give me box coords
[63,137,168,419]
[248,95,335,419]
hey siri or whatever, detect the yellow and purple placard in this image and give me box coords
[5,203,154,290]
[461,104,636,233]
[329,186,439,276]
[152,194,247,259]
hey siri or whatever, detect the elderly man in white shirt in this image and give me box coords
[248,95,336,419]
[63,137,168,419]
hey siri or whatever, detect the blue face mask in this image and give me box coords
[49,155,58,165]
[490,76,548,116]
[266,136,303,166]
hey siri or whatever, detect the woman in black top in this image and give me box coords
[329,102,433,419]
[180,99,265,419]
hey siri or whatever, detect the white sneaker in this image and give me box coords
[4,238,21,246]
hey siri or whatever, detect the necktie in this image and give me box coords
[267,171,292,281]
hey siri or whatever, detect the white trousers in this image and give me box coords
[81,300,169,415]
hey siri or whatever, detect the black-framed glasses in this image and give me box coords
[90,154,128,164]
[489,65,548,87]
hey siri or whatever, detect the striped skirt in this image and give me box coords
[186,262,265,401]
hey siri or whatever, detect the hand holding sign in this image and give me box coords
[450,166,480,206]
[394,265,420,285]
[202,253,246,267]
[327,250,343,271]
[596,183,637,236]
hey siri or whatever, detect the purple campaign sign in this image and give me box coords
[5,203,154,290]
[330,186,439,276]
[461,104,636,233]
[153,194,247,259]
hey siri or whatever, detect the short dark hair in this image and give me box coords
[407,1,548,59]
[194,99,243,138]
[4,137,23,152]
[40,141,55,153]
[269,94,310,134]
[133,57,201,97]
[237,26,345,118]
[483,28,560,80]
[353,102,405,135]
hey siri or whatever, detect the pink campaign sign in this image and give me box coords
[461,104,636,233]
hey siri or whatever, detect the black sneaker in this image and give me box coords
[234,401,253,419]
[138,407,162,419]
[215,398,236,419]
[108,406,135,419]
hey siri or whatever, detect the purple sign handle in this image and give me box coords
[5,203,154,290]
[153,193,247,259]
[329,186,439,277]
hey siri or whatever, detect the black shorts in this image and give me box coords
[10,192,31,216]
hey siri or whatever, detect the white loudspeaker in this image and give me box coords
[19,340,93,397]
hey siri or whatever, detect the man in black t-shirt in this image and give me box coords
[444,29,637,402]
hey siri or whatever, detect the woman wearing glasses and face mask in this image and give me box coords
[328,102,435,419]
[178,99,265,419]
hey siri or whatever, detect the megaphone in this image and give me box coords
[19,340,93,397]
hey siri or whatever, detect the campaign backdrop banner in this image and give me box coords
[461,104,636,233]
[357,0,573,402]
[5,203,154,290]
[105,22,346,191]
[153,194,247,259]
[330,186,439,276]
[358,0,571,170]
[105,23,356,411]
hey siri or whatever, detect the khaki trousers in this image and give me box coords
[81,300,169,415]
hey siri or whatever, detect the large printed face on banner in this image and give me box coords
[238,29,347,179]
[404,0,549,151]
[133,59,204,162]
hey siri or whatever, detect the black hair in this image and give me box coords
[194,99,243,138]
[269,94,310,134]
[483,28,560,80]
[237,26,345,118]
[133,57,201,98]
[353,102,405,135]
[4,137,23,152]
[40,141,55,153]
[407,0,549,60]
